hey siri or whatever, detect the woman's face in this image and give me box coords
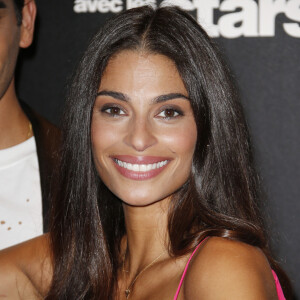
[91,50,197,206]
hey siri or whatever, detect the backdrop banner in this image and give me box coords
[16,0,300,296]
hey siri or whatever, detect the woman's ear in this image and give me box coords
[19,0,36,48]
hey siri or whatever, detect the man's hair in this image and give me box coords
[12,0,25,25]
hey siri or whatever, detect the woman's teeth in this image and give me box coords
[114,159,168,172]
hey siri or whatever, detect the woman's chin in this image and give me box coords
[121,197,160,207]
[120,193,170,208]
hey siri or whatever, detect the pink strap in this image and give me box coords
[173,237,208,300]
[272,270,286,300]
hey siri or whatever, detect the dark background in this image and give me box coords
[16,0,299,297]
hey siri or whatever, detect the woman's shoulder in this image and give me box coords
[183,237,278,300]
[0,234,52,299]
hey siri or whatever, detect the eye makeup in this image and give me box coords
[155,105,184,120]
[100,103,127,117]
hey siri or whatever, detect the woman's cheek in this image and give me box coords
[92,119,124,152]
[160,121,197,157]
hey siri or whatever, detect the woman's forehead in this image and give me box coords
[99,50,188,99]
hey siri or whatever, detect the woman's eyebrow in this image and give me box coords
[152,93,190,103]
[97,90,190,103]
[97,90,129,101]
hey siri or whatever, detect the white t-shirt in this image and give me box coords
[0,137,43,249]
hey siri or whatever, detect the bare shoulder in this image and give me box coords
[183,237,278,300]
[0,234,52,299]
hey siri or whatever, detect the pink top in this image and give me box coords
[173,238,286,300]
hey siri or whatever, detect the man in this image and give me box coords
[0,0,60,249]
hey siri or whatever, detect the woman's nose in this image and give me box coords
[123,117,157,152]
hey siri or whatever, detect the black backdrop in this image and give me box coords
[16,0,299,296]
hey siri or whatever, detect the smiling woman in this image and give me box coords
[91,51,197,205]
[0,5,293,300]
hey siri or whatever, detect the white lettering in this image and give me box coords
[111,0,123,12]
[194,0,220,38]
[284,0,300,37]
[218,0,258,38]
[74,0,88,13]
[74,0,123,13]
[161,0,220,37]
[73,0,300,38]
[259,0,286,36]
[99,0,123,12]
[87,0,99,12]
[126,0,156,9]
[161,0,195,10]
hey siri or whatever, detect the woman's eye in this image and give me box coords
[156,108,181,119]
[102,106,126,116]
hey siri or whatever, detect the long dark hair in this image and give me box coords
[47,6,292,299]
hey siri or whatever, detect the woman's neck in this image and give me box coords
[122,197,171,277]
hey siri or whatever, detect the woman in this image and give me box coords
[0,6,293,299]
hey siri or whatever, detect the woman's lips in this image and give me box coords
[111,155,172,180]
